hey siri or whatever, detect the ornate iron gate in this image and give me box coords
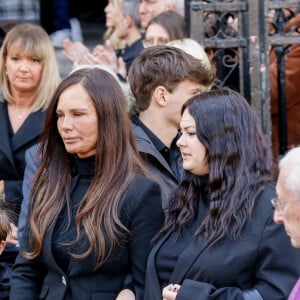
[185,0,300,155]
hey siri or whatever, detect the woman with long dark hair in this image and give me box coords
[10,68,164,300]
[144,88,300,300]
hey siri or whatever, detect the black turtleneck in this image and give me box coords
[52,155,95,272]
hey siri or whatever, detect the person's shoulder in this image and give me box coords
[123,173,160,201]
[120,173,161,212]
[130,173,158,189]
[253,182,276,217]
[257,182,276,201]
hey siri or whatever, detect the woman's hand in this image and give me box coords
[115,288,135,300]
[162,284,181,300]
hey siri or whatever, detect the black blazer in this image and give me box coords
[10,174,164,300]
[145,184,300,300]
[0,102,45,212]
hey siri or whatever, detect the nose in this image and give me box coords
[19,60,30,71]
[104,3,111,13]
[176,134,185,148]
[273,208,284,224]
[60,116,73,130]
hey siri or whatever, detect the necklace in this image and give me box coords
[10,106,30,119]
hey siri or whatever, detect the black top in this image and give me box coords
[156,177,209,288]
[52,155,95,272]
[116,38,144,73]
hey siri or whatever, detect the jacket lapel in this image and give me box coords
[11,110,45,152]
[169,235,208,283]
[134,125,178,181]
[0,102,15,166]
[145,231,173,300]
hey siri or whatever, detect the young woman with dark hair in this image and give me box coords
[144,88,300,300]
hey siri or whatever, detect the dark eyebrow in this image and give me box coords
[180,125,196,131]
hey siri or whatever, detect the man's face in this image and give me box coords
[139,0,165,29]
[163,79,206,128]
[273,169,300,248]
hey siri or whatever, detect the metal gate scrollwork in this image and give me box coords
[185,0,300,156]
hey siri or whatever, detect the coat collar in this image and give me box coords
[145,231,173,300]
[0,102,45,159]
[169,235,208,283]
[11,109,45,151]
[133,123,178,181]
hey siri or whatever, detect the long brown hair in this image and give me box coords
[26,68,146,268]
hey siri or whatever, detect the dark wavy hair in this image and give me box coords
[25,68,147,268]
[160,88,274,246]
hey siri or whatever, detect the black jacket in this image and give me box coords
[145,184,300,300]
[11,174,164,300]
[0,102,45,214]
[133,123,181,210]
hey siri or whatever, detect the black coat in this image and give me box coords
[0,102,45,213]
[10,174,164,300]
[145,184,300,300]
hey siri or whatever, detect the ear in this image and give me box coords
[165,2,176,12]
[0,241,6,255]
[153,85,168,108]
[124,15,132,28]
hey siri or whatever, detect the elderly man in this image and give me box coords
[139,0,184,29]
[273,146,300,299]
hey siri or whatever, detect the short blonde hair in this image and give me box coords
[167,38,212,70]
[0,23,61,112]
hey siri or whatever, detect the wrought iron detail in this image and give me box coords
[185,0,300,155]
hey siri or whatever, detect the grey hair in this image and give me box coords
[123,0,141,27]
[279,146,300,194]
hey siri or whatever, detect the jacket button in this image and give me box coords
[62,276,66,286]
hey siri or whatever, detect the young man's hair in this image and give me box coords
[128,45,215,111]
[0,206,11,242]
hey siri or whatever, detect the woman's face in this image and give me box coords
[177,109,209,176]
[104,0,122,28]
[5,45,44,95]
[56,83,98,158]
[144,23,170,48]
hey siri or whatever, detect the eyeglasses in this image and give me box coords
[271,197,300,211]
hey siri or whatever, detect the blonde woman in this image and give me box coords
[0,23,60,298]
